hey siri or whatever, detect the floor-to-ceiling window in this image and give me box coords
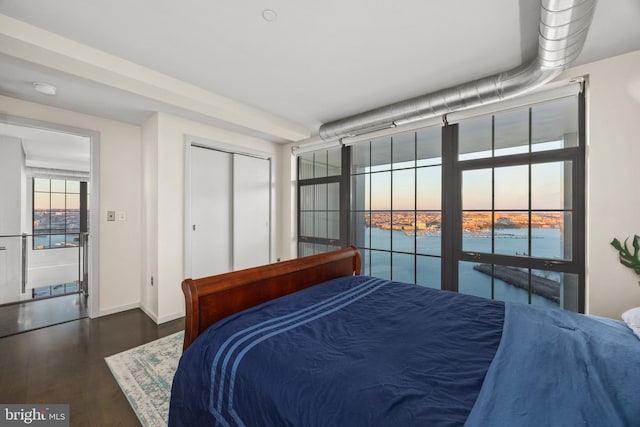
[297,147,349,256]
[451,94,585,312]
[350,127,443,288]
[297,89,585,312]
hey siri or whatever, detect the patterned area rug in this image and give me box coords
[105,331,183,426]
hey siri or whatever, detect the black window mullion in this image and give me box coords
[80,181,88,233]
[367,142,372,275]
[48,182,52,247]
[390,137,394,279]
[64,181,68,237]
[576,90,587,313]
[528,107,533,305]
[414,132,418,285]
[452,93,585,312]
[297,157,302,255]
[339,145,351,249]
[297,147,350,256]
[459,147,578,171]
[490,115,495,300]
[441,124,458,292]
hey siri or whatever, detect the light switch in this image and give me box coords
[118,211,127,221]
[107,211,115,221]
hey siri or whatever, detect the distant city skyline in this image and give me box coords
[364,211,564,235]
[33,208,82,249]
[364,161,568,211]
[33,208,81,232]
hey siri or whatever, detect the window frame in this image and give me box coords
[32,177,89,250]
[348,128,444,286]
[296,91,585,312]
[296,146,351,256]
[446,93,585,312]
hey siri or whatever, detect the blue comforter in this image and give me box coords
[465,303,640,426]
[169,275,640,426]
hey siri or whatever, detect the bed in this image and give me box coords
[169,246,640,426]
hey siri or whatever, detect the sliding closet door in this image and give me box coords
[188,144,271,278]
[233,154,270,270]
[190,146,232,278]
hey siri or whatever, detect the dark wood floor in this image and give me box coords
[0,308,184,426]
[0,293,88,338]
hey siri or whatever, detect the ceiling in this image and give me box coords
[1,0,639,145]
[0,122,90,171]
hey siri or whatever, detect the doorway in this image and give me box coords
[0,116,99,336]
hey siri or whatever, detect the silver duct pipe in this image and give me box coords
[319,0,596,141]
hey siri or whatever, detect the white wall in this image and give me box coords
[0,135,24,235]
[141,113,159,320]
[142,112,280,323]
[1,97,280,322]
[0,135,25,303]
[560,50,640,318]
[276,143,298,261]
[0,95,143,316]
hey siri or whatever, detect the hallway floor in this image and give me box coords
[0,293,88,337]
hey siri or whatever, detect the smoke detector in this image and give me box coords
[262,9,277,22]
[33,82,57,96]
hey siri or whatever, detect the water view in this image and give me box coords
[360,225,566,310]
[33,208,82,249]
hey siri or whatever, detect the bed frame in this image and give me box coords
[181,246,361,351]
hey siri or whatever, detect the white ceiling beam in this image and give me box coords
[0,14,310,142]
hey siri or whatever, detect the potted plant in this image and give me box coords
[610,235,640,282]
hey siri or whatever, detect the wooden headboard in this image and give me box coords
[181,246,361,351]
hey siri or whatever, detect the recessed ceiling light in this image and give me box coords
[262,9,277,22]
[33,82,57,96]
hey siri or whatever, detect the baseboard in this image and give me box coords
[95,302,183,324]
[138,305,184,325]
[138,304,159,323]
[98,302,140,318]
[156,310,184,324]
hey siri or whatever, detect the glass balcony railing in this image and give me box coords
[0,232,89,306]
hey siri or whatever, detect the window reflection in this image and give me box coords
[494,108,529,156]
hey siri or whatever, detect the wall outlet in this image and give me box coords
[107,211,115,221]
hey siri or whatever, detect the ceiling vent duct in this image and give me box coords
[318,0,596,141]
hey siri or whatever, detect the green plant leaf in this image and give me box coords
[611,235,640,276]
[611,238,623,252]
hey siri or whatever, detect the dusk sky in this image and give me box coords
[364,140,568,212]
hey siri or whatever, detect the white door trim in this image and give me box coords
[0,114,100,318]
